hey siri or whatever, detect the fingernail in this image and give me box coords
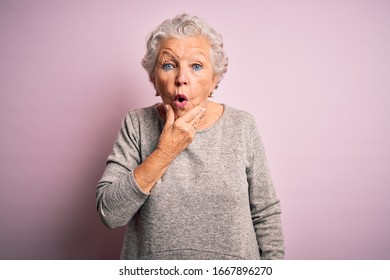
[165,104,170,111]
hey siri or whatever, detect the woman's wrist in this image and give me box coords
[133,147,173,193]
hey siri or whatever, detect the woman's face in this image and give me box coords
[153,36,218,117]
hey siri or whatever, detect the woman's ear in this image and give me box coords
[150,75,156,87]
[212,74,220,91]
[150,76,160,96]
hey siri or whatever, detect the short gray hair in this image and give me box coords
[141,13,228,89]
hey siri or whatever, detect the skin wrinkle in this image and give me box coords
[131,36,223,194]
[96,105,285,259]
[96,15,284,260]
[153,36,220,124]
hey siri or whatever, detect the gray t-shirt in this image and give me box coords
[96,104,284,259]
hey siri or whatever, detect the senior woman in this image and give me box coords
[96,13,284,260]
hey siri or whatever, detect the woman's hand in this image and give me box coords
[157,104,206,160]
[133,104,205,193]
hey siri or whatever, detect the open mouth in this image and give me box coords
[173,94,188,109]
[174,94,188,102]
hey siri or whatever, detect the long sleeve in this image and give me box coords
[96,105,284,260]
[96,113,149,229]
[246,117,285,259]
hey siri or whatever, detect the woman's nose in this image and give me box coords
[175,67,188,86]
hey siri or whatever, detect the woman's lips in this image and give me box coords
[173,94,188,109]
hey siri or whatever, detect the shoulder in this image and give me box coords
[222,106,262,148]
[122,104,161,128]
[223,105,257,129]
[124,104,159,122]
[116,104,163,141]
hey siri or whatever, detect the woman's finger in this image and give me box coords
[180,106,206,123]
[190,108,205,127]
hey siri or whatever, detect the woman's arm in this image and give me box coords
[134,104,205,192]
[96,104,205,228]
[247,117,285,259]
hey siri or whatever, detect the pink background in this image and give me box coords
[1,0,389,259]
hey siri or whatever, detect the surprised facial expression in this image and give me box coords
[153,36,218,116]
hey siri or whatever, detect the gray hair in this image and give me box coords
[141,13,228,89]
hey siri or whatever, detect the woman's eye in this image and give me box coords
[192,64,202,71]
[162,63,174,70]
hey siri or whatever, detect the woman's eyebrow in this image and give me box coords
[158,50,208,62]
[158,50,177,60]
[191,52,207,60]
